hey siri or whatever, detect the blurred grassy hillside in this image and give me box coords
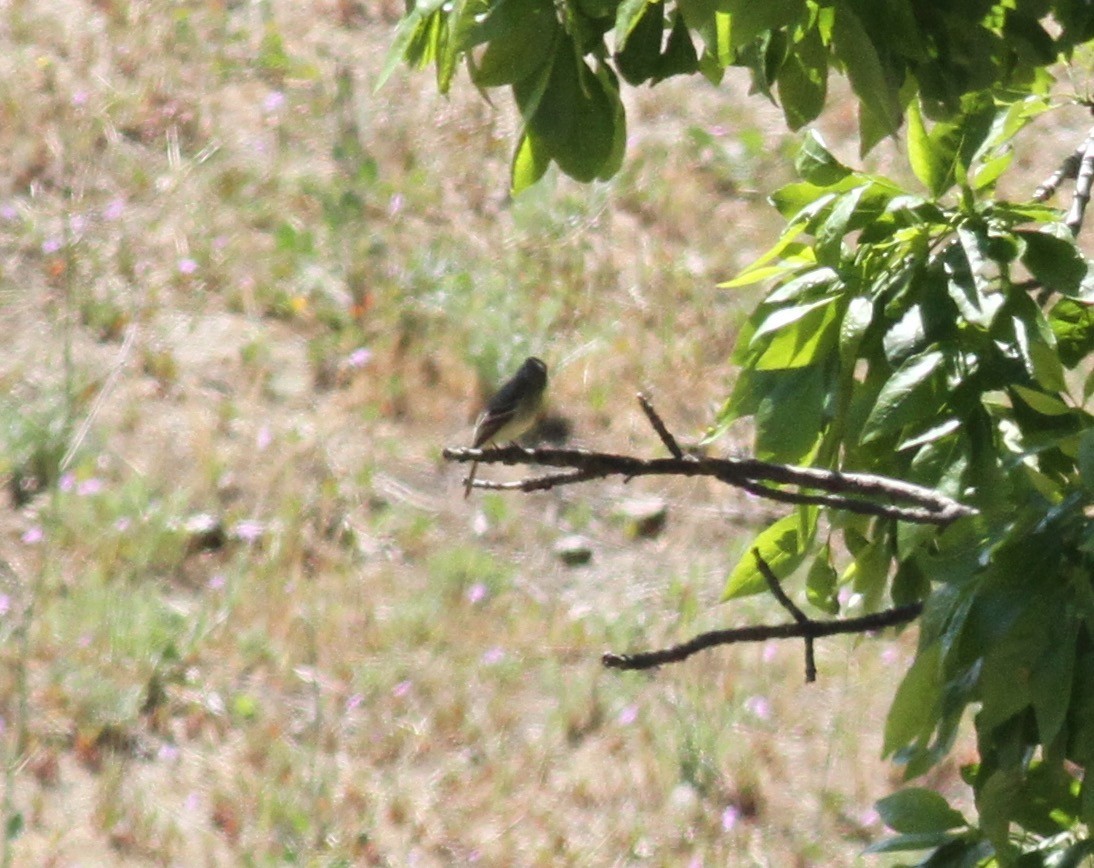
[0,1,987,864]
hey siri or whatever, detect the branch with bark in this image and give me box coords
[1034,122,1094,234]
[446,396,975,526]
[603,549,922,680]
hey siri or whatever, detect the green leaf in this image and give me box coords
[518,40,622,182]
[1010,384,1070,417]
[614,0,663,85]
[1000,297,1067,393]
[654,13,700,82]
[906,99,957,196]
[614,0,654,48]
[830,5,901,154]
[722,0,806,50]
[794,130,851,186]
[720,225,811,288]
[752,297,841,370]
[907,429,968,498]
[1079,429,1094,494]
[884,641,941,756]
[472,0,559,88]
[861,349,946,443]
[1030,614,1078,747]
[1050,298,1094,369]
[950,227,1004,329]
[378,7,430,90]
[977,769,1020,855]
[844,536,889,611]
[1020,229,1092,299]
[764,266,837,304]
[431,0,480,95]
[777,25,827,130]
[972,148,1013,193]
[719,260,800,289]
[862,831,966,855]
[723,508,818,600]
[815,184,867,264]
[882,305,926,367]
[891,557,930,607]
[510,130,551,194]
[754,365,826,462]
[876,788,967,834]
[838,295,873,365]
[805,541,839,614]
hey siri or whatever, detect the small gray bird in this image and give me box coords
[464,357,548,498]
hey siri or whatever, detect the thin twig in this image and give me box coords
[601,603,923,670]
[753,548,816,682]
[638,392,684,458]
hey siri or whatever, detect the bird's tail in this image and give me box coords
[463,460,479,499]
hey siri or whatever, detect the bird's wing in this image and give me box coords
[472,401,519,447]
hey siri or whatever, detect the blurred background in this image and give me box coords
[0,1,983,863]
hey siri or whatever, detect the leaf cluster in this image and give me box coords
[386,0,1094,190]
[717,103,1094,861]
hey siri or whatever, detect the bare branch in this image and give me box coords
[753,548,816,682]
[1034,144,1085,202]
[601,603,923,671]
[1036,125,1094,234]
[638,392,684,459]
[1067,131,1094,234]
[447,444,976,525]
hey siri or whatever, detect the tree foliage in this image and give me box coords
[392,1,1094,862]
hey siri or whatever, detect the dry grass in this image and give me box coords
[0,0,1017,865]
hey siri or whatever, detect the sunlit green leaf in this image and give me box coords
[906,99,958,196]
[1050,298,1094,369]
[752,297,841,370]
[510,130,551,194]
[723,508,818,600]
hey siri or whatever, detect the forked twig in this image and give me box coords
[752,549,816,682]
[602,603,923,673]
[1033,124,1094,235]
[603,549,914,680]
[1034,142,1085,202]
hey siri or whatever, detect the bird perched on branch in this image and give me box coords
[464,356,548,498]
